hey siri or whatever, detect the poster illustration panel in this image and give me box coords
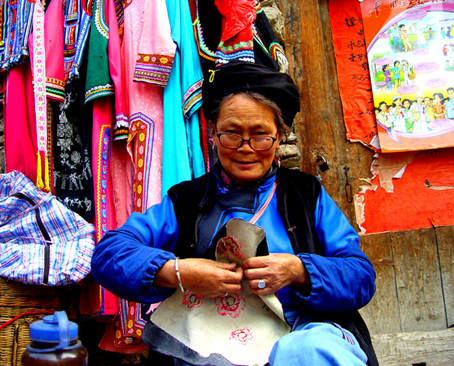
[361,1,454,152]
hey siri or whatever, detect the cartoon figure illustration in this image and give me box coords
[410,92,429,134]
[401,60,413,86]
[389,23,404,52]
[411,22,427,48]
[392,60,402,90]
[376,101,391,128]
[433,93,447,119]
[399,24,413,52]
[383,64,392,90]
[388,95,406,132]
[444,59,454,71]
[402,99,415,133]
[444,87,454,119]
[424,97,435,121]
[441,27,447,39]
[443,44,448,57]
[449,44,454,57]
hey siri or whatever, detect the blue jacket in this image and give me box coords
[91,167,378,365]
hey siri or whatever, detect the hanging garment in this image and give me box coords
[5,61,37,181]
[83,0,120,323]
[162,0,206,195]
[0,0,35,71]
[124,0,175,211]
[214,0,257,65]
[36,0,95,221]
[63,0,93,81]
[52,79,95,221]
[5,0,65,190]
[193,0,287,77]
[28,0,66,103]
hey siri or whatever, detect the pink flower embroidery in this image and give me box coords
[215,293,245,318]
[217,236,242,258]
[182,291,203,309]
[230,327,255,345]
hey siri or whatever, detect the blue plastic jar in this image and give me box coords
[21,311,88,366]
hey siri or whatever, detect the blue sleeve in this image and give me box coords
[91,195,179,303]
[295,186,376,312]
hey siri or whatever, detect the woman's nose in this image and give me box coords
[237,138,254,152]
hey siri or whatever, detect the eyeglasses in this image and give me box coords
[216,133,277,151]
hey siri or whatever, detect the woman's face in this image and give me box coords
[212,94,282,186]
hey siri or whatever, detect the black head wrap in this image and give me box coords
[202,61,301,127]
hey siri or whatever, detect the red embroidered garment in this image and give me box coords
[214,0,256,64]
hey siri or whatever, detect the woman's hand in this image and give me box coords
[242,254,309,296]
[154,258,243,298]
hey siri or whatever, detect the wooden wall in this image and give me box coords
[278,0,454,346]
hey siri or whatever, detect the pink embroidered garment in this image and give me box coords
[123,0,176,211]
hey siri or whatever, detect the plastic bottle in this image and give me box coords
[21,310,88,366]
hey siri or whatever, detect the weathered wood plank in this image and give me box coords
[372,328,454,366]
[360,232,401,335]
[435,226,454,328]
[278,0,375,227]
[391,229,446,332]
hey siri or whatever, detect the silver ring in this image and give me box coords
[222,292,229,297]
[258,279,266,289]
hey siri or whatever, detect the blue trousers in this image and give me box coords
[173,322,367,366]
[269,322,368,366]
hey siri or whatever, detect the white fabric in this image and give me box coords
[150,218,290,366]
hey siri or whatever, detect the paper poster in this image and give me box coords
[360,0,454,152]
[355,148,454,234]
[329,1,378,150]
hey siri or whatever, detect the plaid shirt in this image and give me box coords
[0,171,95,285]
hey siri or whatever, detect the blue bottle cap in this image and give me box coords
[29,311,78,349]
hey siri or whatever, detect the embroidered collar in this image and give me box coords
[212,162,277,192]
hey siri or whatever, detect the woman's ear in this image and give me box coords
[208,121,216,138]
[276,132,285,148]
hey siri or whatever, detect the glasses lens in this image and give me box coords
[219,134,242,148]
[250,137,275,151]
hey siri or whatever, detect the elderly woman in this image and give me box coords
[91,62,377,366]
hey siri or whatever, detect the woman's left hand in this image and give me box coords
[242,254,309,296]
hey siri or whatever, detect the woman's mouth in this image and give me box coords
[235,161,257,167]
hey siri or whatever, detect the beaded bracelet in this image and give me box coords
[174,257,185,293]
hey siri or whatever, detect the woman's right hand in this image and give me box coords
[154,258,243,298]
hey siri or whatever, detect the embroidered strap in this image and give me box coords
[249,181,277,225]
[33,0,50,192]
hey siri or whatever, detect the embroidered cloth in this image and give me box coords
[148,218,290,366]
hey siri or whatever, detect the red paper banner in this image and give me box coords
[329,0,378,150]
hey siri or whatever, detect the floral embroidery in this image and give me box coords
[230,327,255,345]
[217,236,242,258]
[183,291,203,309]
[215,293,245,318]
[134,53,174,86]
